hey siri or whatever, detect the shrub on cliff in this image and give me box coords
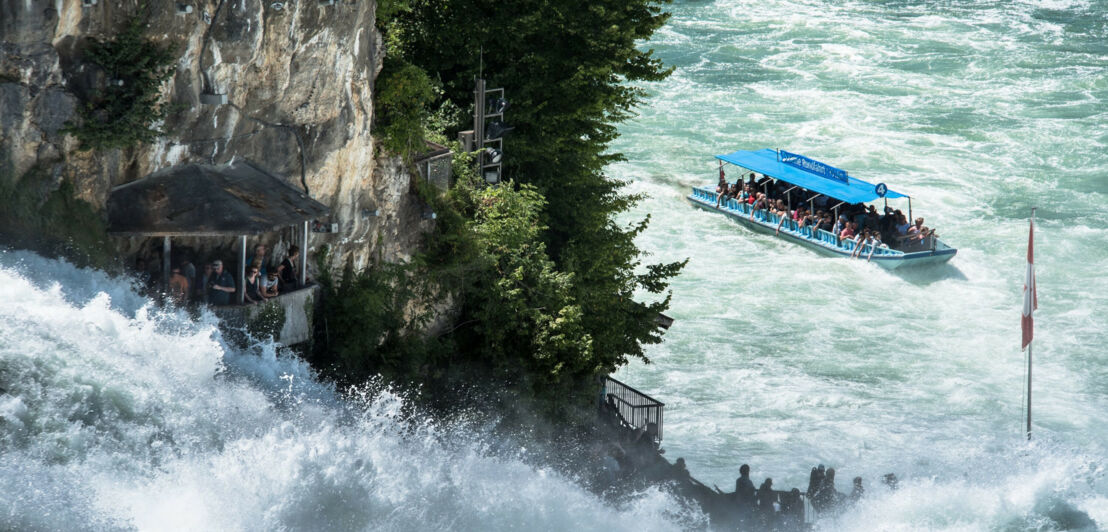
[63,15,175,151]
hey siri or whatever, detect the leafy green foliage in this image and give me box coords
[63,16,176,151]
[344,0,686,418]
[374,59,437,159]
[393,0,685,370]
[314,252,438,385]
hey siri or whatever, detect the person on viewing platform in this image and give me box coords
[850,476,865,503]
[247,244,269,277]
[673,458,691,480]
[278,246,300,291]
[207,260,235,306]
[817,467,841,511]
[807,466,824,509]
[262,271,280,298]
[244,265,264,304]
[196,262,212,303]
[180,258,196,294]
[779,488,804,529]
[134,257,152,288]
[756,478,776,528]
[168,264,189,305]
[734,464,756,512]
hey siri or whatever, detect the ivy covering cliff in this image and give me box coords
[318,0,684,421]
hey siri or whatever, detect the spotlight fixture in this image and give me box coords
[485,121,514,140]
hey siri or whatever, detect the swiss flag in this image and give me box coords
[1022,216,1037,350]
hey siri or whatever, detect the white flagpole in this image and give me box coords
[1023,207,1037,440]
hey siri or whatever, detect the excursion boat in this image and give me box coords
[687,149,957,270]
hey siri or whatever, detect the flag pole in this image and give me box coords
[1026,342,1032,441]
[1024,206,1037,441]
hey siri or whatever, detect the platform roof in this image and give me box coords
[716,148,908,204]
[108,160,330,237]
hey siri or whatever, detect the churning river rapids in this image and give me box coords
[3,1,1108,530]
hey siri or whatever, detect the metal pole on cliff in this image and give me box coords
[1022,208,1037,440]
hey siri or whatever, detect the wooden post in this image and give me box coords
[300,221,308,287]
[162,236,171,290]
[238,235,246,304]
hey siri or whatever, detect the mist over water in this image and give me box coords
[612,0,1108,529]
[0,250,695,531]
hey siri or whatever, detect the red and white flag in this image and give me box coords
[1022,214,1037,350]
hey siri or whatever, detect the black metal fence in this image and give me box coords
[599,376,665,442]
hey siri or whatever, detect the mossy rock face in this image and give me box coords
[247,300,286,341]
[0,163,115,270]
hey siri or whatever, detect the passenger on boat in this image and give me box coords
[750,193,768,220]
[895,213,911,235]
[909,217,936,240]
[867,234,886,262]
[850,229,869,258]
[818,212,834,232]
[840,222,856,240]
[739,184,752,202]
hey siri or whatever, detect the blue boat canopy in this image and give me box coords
[716,149,908,204]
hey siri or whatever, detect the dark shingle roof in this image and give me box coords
[108,160,330,236]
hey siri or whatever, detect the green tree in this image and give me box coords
[392,0,684,374]
[63,15,176,151]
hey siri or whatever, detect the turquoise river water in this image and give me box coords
[613,0,1108,529]
[3,1,1107,530]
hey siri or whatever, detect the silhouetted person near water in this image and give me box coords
[734,464,756,517]
[883,473,899,491]
[850,476,864,504]
[817,467,840,512]
[756,478,776,529]
[807,465,824,510]
[779,488,804,530]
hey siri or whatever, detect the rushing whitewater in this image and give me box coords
[612,0,1108,530]
[0,250,694,531]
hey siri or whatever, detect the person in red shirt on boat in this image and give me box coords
[749,193,768,220]
[840,221,856,240]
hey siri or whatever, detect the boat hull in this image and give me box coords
[686,187,956,270]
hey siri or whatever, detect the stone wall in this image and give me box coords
[0,0,432,271]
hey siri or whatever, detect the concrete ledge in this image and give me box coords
[213,284,319,345]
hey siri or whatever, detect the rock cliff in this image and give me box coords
[0,0,432,270]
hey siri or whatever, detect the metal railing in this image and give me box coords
[600,376,665,442]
